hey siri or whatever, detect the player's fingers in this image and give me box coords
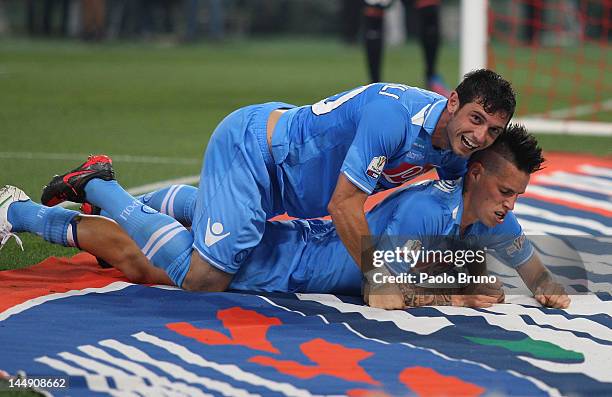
[535,294,547,305]
[559,295,571,309]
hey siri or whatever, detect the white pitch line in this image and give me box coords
[58,175,200,208]
[0,151,200,165]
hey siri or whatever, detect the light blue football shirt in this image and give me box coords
[229,179,533,294]
[270,83,467,218]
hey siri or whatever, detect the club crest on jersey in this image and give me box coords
[366,156,386,179]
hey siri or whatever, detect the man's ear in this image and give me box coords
[447,91,460,114]
[468,161,484,182]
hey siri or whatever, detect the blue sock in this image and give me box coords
[8,201,80,247]
[133,184,197,226]
[85,179,193,286]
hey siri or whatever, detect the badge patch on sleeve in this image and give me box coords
[506,235,526,257]
[366,156,387,179]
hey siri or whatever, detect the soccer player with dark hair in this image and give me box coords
[7,70,515,310]
[0,124,569,308]
[363,0,449,96]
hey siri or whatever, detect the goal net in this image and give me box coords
[463,0,611,136]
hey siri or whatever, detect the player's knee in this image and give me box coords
[181,251,232,292]
[114,245,151,283]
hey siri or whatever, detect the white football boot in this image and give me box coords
[0,185,30,251]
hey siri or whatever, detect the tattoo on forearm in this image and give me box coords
[399,283,454,306]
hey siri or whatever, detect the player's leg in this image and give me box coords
[86,184,198,227]
[40,156,208,289]
[188,103,288,288]
[88,184,198,226]
[413,0,450,96]
[134,185,197,226]
[363,1,387,83]
[1,185,170,284]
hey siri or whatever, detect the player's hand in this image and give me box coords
[364,282,406,310]
[535,281,570,309]
[451,294,500,308]
[465,279,505,303]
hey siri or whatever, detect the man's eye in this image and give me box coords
[471,115,481,123]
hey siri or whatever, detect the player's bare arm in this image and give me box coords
[328,174,405,310]
[517,254,570,309]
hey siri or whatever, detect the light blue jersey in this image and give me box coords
[229,179,534,294]
[271,83,466,217]
[194,85,467,274]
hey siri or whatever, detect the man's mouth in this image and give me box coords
[461,135,479,151]
[495,211,506,223]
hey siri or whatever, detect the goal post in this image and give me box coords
[460,0,612,136]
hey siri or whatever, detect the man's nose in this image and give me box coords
[503,195,517,211]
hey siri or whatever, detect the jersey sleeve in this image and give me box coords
[341,100,408,194]
[484,212,534,269]
[436,155,467,180]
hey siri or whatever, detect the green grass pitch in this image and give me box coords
[0,37,610,270]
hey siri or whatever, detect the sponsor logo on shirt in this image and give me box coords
[366,156,387,179]
[381,163,434,184]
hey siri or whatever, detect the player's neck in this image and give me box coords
[459,191,478,234]
[431,110,450,150]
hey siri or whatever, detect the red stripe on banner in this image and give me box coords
[0,253,127,313]
[251,338,381,385]
[167,307,282,354]
[399,366,485,397]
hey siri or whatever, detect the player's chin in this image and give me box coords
[451,139,472,158]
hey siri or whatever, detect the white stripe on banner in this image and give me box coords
[434,305,612,383]
[517,218,588,235]
[100,339,258,397]
[534,172,612,194]
[335,304,562,397]
[514,203,612,235]
[131,332,324,397]
[79,345,209,397]
[484,305,612,341]
[34,356,118,396]
[141,222,183,258]
[295,294,452,335]
[526,185,612,212]
[580,165,612,179]
[0,282,133,322]
[58,351,189,397]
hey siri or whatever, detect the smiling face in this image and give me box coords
[444,92,510,157]
[465,156,530,228]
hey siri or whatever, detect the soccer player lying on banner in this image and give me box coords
[24,69,518,310]
[0,124,569,308]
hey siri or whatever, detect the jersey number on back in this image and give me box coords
[311,83,410,115]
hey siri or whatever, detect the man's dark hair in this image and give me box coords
[470,123,545,174]
[456,69,516,118]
